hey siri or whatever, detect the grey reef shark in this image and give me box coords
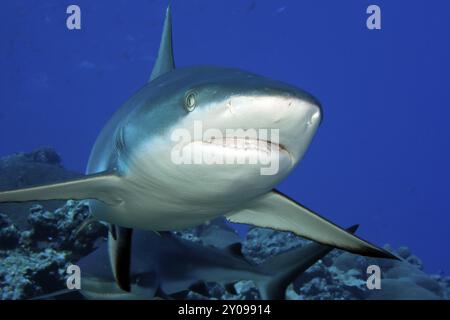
[45,224,360,300]
[0,6,397,293]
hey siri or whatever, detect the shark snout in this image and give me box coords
[272,93,322,129]
[219,92,322,134]
[310,97,323,125]
[284,88,322,125]
[308,100,322,127]
[263,93,322,164]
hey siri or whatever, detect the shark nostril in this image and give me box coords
[227,99,236,115]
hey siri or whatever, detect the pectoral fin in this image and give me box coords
[0,172,123,206]
[226,190,397,260]
[108,225,133,292]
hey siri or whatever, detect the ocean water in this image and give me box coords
[0,0,449,282]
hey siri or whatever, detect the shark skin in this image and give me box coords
[0,6,397,291]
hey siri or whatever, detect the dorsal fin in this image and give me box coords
[149,6,175,82]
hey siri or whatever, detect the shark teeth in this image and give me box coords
[201,137,280,155]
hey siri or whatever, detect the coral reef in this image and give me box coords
[0,147,81,228]
[0,248,69,300]
[0,148,449,300]
[239,227,450,300]
[0,214,20,250]
[27,201,106,256]
[0,201,107,300]
[1,200,449,300]
[171,226,450,300]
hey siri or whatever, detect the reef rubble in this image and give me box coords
[0,200,107,300]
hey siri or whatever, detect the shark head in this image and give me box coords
[118,66,322,221]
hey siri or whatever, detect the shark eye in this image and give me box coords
[184,92,197,112]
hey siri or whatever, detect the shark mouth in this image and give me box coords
[199,137,287,155]
[179,137,293,168]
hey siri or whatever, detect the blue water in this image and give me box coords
[1,0,449,274]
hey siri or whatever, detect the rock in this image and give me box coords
[196,281,261,300]
[0,213,13,228]
[185,291,210,300]
[0,225,21,250]
[397,246,411,259]
[333,252,365,272]
[19,230,33,248]
[0,213,20,249]
[0,147,82,228]
[27,147,61,165]
[406,255,423,270]
[431,275,450,300]
[409,274,443,295]
[233,280,260,300]
[27,201,107,256]
[295,260,331,285]
[28,205,60,238]
[385,264,422,279]
[367,279,442,300]
[0,199,107,299]
[297,277,334,299]
[289,244,448,300]
[205,282,227,299]
[0,248,69,299]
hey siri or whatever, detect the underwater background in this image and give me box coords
[0,0,450,299]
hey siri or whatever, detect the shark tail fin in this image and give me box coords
[256,224,359,300]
